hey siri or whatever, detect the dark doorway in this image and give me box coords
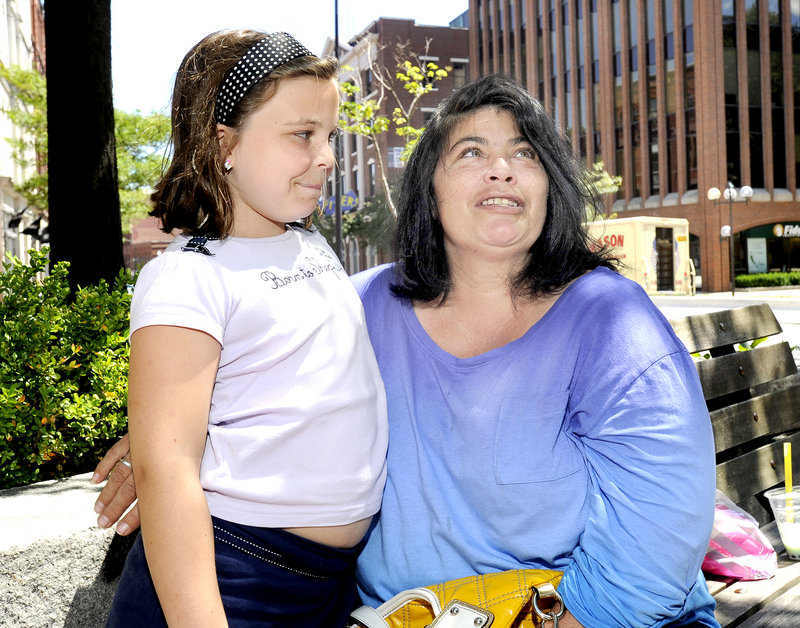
[656,228,675,291]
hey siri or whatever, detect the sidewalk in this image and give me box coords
[0,474,124,627]
[654,286,800,304]
[0,473,104,552]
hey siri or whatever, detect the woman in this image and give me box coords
[94,74,719,627]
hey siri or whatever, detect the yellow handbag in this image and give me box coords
[348,568,564,628]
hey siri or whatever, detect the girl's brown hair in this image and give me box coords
[150,30,338,236]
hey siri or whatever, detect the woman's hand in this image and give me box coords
[92,433,140,535]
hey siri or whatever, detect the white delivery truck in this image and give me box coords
[586,216,693,295]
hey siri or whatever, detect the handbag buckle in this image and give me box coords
[531,583,565,627]
[429,599,494,627]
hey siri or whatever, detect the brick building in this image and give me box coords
[123,215,173,271]
[323,17,469,273]
[469,0,800,292]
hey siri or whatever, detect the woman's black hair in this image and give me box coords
[392,73,617,301]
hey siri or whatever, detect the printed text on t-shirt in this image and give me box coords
[259,255,343,289]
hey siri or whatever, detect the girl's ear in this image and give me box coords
[216,123,230,156]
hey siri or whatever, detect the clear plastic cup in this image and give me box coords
[765,487,800,560]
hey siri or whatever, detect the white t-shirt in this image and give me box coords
[130,226,388,527]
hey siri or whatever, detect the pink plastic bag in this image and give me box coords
[702,490,777,581]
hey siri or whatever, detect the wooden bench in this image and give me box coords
[669,303,800,627]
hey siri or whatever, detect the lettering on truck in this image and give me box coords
[599,234,624,247]
[596,233,628,259]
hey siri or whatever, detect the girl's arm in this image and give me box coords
[128,324,224,627]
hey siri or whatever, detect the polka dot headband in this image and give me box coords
[214,32,314,125]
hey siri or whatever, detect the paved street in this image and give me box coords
[650,287,800,358]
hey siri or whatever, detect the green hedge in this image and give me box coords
[735,272,800,288]
[0,248,131,489]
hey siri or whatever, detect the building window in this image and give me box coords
[364,69,373,94]
[723,1,741,187]
[794,3,800,184]
[683,0,696,190]
[452,62,467,88]
[769,1,787,189]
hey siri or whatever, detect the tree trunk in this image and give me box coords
[44,0,123,291]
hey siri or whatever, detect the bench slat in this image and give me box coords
[696,342,797,399]
[716,431,800,504]
[737,588,800,627]
[710,375,800,453]
[671,304,782,354]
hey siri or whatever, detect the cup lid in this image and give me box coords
[765,486,800,500]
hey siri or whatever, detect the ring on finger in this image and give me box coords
[118,456,132,469]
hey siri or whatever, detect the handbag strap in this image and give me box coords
[348,605,391,628]
[349,587,443,628]
[376,587,442,616]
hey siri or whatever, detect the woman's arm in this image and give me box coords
[128,324,225,627]
[559,352,716,627]
[554,610,583,628]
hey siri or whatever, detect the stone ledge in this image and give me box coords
[0,473,133,626]
[0,527,125,627]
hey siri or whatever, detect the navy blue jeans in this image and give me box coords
[106,516,364,627]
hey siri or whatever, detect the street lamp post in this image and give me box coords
[706,182,753,296]
[332,0,344,269]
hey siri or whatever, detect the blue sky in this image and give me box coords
[110,0,468,114]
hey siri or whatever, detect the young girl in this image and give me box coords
[105,30,388,627]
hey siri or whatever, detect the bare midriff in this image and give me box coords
[284,515,372,549]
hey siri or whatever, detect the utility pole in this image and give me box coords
[333,0,345,270]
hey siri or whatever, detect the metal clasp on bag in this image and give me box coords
[429,599,494,627]
[531,583,565,627]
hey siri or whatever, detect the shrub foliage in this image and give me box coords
[735,271,800,288]
[0,248,131,489]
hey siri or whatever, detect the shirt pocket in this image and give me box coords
[494,392,579,485]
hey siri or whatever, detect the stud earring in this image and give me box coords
[224,158,232,172]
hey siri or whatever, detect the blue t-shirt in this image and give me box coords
[352,265,719,627]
